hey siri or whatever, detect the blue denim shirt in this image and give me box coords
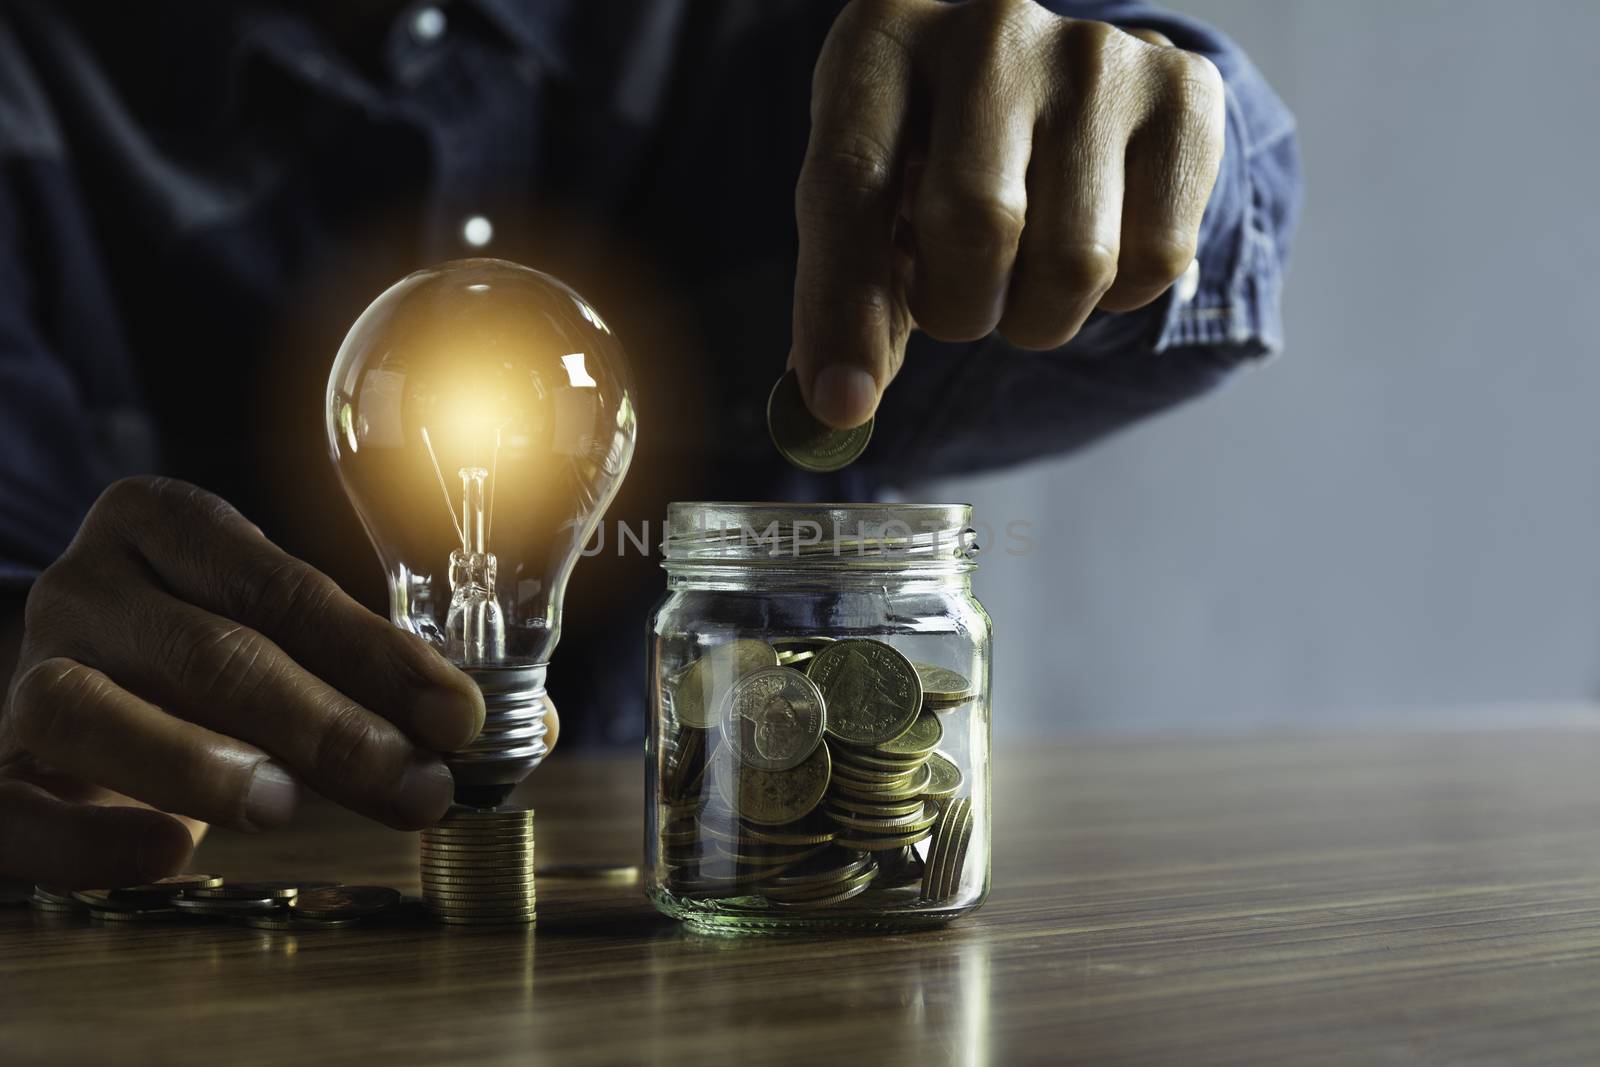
[0,0,1299,741]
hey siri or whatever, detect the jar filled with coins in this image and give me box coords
[646,502,990,933]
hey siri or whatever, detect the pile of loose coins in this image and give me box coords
[659,636,978,909]
[24,876,401,929]
[419,807,538,925]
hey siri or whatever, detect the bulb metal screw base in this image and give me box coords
[448,665,551,808]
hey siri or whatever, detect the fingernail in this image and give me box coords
[810,364,879,429]
[244,760,298,831]
[413,684,486,752]
[393,759,454,828]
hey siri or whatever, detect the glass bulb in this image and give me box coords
[326,259,636,803]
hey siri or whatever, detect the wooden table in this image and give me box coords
[5,730,1600,1064]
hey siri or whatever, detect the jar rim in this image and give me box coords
[663,501,977,567]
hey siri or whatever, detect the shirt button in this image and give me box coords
[461,215,494,248]
[410,6,447,44]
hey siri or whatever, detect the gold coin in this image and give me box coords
[936,798,976,901]
[768,880,874,909]
[712,841,830,869]
[660,816,702,847]
[829,747,927,773]
[291,886,400,920]
[766,367,874,473]
[736,820,838,846]
[70,890,117,908]
[125,874,223,894]
[31,887,79,906]
[429,827,534,840]
[88,907,179,922]
[877,712,942,757]
[420,852,536,867]
[830,763,932,796]
[921,800,958,900]
[823,794,925,818]
[719,666,827,773]
[825,764,928,790]
[423,890,537,906]
[188,881,319,901]
[808,640,922,746]
[662,726,706,800]
[763,865,878,905]
[432,821,534,833]
[422,864,535,878]
[822,800,939,835]
[428,825,534,839]
[921,752,963,800]
[430,911,537,926]
[833,825,934,851]
[760,849,873,889]
[694,816,837,849]
[912,662,973,703]
[922,797,973,902]
[423,891,537,907]
[772,637,835,652]
[422,879,536,895]
[29,898,83,913]
[712,740,831,826]
[672,640,779,729]
[421,843,536,858]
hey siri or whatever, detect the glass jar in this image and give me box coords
[645,502,991,933]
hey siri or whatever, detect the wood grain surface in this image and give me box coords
[5,730,1600,1065]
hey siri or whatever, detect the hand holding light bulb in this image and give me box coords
[0,476,501,889]
[0,259,628,888]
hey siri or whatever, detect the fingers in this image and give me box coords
[0,778,193,889]
[541,691,561,755]
[1098,46,1225,311]
[792,0,923,429]
[906,0,1046,343]
[998,22,1223,345]
[999,20,1132,349]
[42,570,453,830]
[1123,27,1175,48]
[88,477,484,752]
[9,657,297,832]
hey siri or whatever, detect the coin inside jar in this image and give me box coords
[718,666,826,772]
[672,639,779,729]
[711,740,831,825]
[806,639,922,746]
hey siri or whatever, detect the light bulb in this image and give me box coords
[326,259,636,806]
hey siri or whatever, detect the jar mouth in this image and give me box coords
[663,501,977,566]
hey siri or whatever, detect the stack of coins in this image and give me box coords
[658,636,978,910]
[419,807,537,925]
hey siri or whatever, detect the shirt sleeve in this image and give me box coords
[0,18,154,587]
[866,0,1302,485]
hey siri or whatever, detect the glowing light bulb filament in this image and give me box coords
[446,465,503,664]
[420,426,465,543]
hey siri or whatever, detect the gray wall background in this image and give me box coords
[928,1,1600,737]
